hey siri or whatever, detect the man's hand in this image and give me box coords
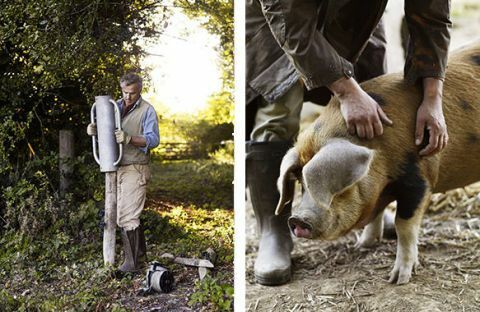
[415,78,448,157]
[329,77,393,139]
[87,123,97,136]
[115,130,132,145]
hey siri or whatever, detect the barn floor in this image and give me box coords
[245,183,480,312]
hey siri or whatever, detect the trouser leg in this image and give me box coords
[116,164,150,273]
[247,82,303,285]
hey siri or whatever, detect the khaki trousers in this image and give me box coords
[250,81,303,142]
[117,164,151,230]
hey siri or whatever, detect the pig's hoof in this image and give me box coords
[355,236,378,248]
[388,268,411,285]
[388,261,419,285]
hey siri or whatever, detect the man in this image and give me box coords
[246,0,451,285]
[87,73,160,273]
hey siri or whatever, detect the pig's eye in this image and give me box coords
[293,168,302,181]
[300,181,305,194]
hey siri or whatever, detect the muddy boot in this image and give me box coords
[247,141,293,285]
[118,227,141,274]
[138,224,148,265]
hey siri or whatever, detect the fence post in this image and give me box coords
[104,172,117,265]
[59,130,74,198]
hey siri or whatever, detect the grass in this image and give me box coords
[148,158,233,210]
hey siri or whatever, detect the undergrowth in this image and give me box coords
[1,157,233,311]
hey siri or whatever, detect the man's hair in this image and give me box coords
[120,73,143,88]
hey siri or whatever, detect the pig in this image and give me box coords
[275,41,480,285]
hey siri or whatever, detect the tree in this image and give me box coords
[0,0,168,233]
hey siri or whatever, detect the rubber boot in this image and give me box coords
[118,227,142,273]
[138,224,148,265]
[246,141,293,285]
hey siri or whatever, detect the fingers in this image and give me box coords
[350,116,382,139]
[419,126,439,156]
[415,118,425,146]
[340,93,392,140]
[87,123,97,136]
[437,134,445,151]
[356,124,366,139]
[377,107,393,126]
[365,123,374,140]
[347,121,356,136]
[354,115,381,140]
[419,126,448,156]
[373,118,383,137]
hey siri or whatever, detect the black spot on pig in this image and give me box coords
[472,55,480,65]
[460,100,473,111]
[368,92,387,106]
[467,132,479,144]
[383,153,426,220]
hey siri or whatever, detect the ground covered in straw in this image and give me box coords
[246,183,480,311]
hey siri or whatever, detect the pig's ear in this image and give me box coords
[303,139,373,208]
[275,148,301,215]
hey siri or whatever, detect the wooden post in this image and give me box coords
[104,172,117,265]
[59,130,74,198]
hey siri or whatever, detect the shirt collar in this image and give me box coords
[119,96,142,111]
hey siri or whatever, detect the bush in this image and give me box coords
[189,275,234,311]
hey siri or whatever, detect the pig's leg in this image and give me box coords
[356,211,384,248]
[389,191,430,285]
[356,196,395,248]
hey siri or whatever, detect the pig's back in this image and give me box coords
[434,42,480,192]
[317,41,480,194]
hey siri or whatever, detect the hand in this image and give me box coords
[330,77,393,139]
[87,123,97,136]
[115,130,131,145]
[415,78,448,157]
[415,96,447,157]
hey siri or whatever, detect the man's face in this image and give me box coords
[121,83,141,107]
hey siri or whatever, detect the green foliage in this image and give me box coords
[1,152,103,239]
[189,275,234,311]
[154,111,233,160]
[0,158,234,311]
[0,0,167,236]
[0,1,234,310]
[200,89,234,125]
[148,159,233,209]
[209,141,234,165]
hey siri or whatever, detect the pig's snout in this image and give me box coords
[288,216,313,239]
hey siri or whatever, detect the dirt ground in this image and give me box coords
[246,2,480,311]
[246,184,480,311]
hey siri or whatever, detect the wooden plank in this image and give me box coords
[59,130,74,198]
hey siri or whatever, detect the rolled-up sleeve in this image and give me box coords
[404,0,451,84]
[140,106,160,153]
